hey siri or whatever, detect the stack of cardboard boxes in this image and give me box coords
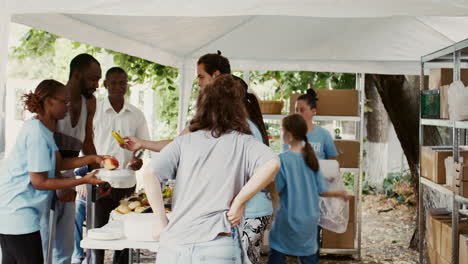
[420,146,468,198]
[426,210,468,264]
[429,68,468,119]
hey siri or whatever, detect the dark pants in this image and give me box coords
[268,248,318,264]
[0,231,44,264]
[314,226,321,262]
[94,186,135,264]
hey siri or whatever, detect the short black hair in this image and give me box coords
[105,67,127,79]
[197,50,231,75]
[69,53,100,79]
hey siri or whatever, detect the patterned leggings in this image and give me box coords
[240,215,273,264]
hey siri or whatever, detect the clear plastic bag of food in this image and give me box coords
[318,160,349,233]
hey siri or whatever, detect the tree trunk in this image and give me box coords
[369,74,445,251]
[365,75,390,190]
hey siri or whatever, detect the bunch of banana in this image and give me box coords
[162,186,173,199]
[112,130,125,144]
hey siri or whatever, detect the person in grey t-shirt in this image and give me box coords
[123,74,279,264]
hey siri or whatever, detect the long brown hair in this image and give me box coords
[282,114,319,171]
[232,75,269,146]
[22,79,65,114]
[231,76,279,211]
[189,74,251,137]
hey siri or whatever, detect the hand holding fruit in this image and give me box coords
[94,155,115,167]
[103,157,119,170]
[121,136,144,151]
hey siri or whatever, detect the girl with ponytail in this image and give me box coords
[268,114,351,264]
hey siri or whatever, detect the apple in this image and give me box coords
[103,157,119,170]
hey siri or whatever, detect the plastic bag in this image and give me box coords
[318,160,349,233]
[448,81,468,121]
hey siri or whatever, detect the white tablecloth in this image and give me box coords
[80,218,159,251]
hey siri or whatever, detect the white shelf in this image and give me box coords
[421,119,468,129]
[421,178,468,205]
[420,178,454,196]
[421,119,453,128]
[340,168,360,173]
[263,115,361,122]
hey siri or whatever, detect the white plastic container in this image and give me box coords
[94,169,135,188]
[448,81,468,121]
[123,213,156,241]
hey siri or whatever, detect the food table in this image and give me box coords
[81,214,159,264]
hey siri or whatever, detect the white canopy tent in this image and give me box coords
[2,0,468,154]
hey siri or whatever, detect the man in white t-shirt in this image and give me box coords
[74,67,150,264]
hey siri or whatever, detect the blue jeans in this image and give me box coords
[40,200,76,264]
[157,231,242,264]
[72,195,86,263]
[268,248,318,264]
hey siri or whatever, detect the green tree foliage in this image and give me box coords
[249,71,356,100]
[10,28,180,138]
[10,28,357,138]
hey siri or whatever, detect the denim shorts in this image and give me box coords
[156,229,242,264]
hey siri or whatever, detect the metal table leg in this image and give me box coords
[128,248,134,264]
[136,249,141,263]
[46,195,58,264]
[86,184,97,264]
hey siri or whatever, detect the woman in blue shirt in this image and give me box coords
[234,76,279,263]
[0,80,108,264]
[289,88,338,160]
[268,114,351,264]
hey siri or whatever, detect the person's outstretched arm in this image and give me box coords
[142,168,168,240]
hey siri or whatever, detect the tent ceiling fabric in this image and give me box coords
[8,0,468,17]
[11,12,468,74]
[6,0,468,74]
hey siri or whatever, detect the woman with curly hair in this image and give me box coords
[0,80,108,264]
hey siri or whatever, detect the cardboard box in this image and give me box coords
[289,90,359,116]
[429,68,468,90]
[439,219,468,262]
[334,140,360,168]
[289,93,301,113]
[322,221,355,249]
[459,181,468,198]
[427,245,439,264]
[348,196,355,223]
[316,90,359,116]
[460,233,468,264]
[421,146,468,184]
[438,256,450,264]
[440,85,450,119]
[426,211,451,250]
